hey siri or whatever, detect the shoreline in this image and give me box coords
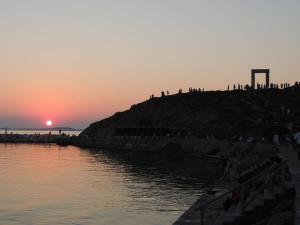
[173,145,296,225]
[0,133,76,145]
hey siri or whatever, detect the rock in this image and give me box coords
[267,211,293,225]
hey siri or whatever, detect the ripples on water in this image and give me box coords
[0,144,222,225]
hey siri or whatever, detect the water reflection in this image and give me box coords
[89,149,221,189]
[0,144,222,225]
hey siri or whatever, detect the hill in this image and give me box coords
[81,87,300,139]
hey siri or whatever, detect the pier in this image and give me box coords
[0,133,74,145]
[74,134,231,154]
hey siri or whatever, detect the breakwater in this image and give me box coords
[0,133,74,145]
[72,135,232,154]
[0,133,234,156]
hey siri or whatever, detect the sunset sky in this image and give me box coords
[1,0,300,129]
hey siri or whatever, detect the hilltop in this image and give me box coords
[82,87,300,139]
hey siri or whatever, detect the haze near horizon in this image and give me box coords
[1,0,300,128]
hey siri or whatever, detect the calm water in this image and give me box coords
[0,144,221,225]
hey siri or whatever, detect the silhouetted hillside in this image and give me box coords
[82,87,300,139]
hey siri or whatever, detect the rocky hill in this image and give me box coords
[81,87,300,139]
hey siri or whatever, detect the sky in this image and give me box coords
[1,0,300,129]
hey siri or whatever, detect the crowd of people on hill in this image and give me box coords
[228,81,300,91]
[149,87,206,99]
[149,81,300,100]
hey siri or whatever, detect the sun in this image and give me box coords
[46,120,53,126]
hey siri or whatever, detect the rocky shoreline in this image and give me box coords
[173,144,296,225]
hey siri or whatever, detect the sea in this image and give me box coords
[0,133,222,225]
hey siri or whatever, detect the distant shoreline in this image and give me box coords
[0,127,83,131]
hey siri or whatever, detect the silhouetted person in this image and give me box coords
[273,133,280,146]
[294,128,300,156]
[223,197,231,211]
[221,155,228,173]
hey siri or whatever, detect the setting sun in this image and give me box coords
[46,120,53,126]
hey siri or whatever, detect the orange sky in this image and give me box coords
[1,0,300,128]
